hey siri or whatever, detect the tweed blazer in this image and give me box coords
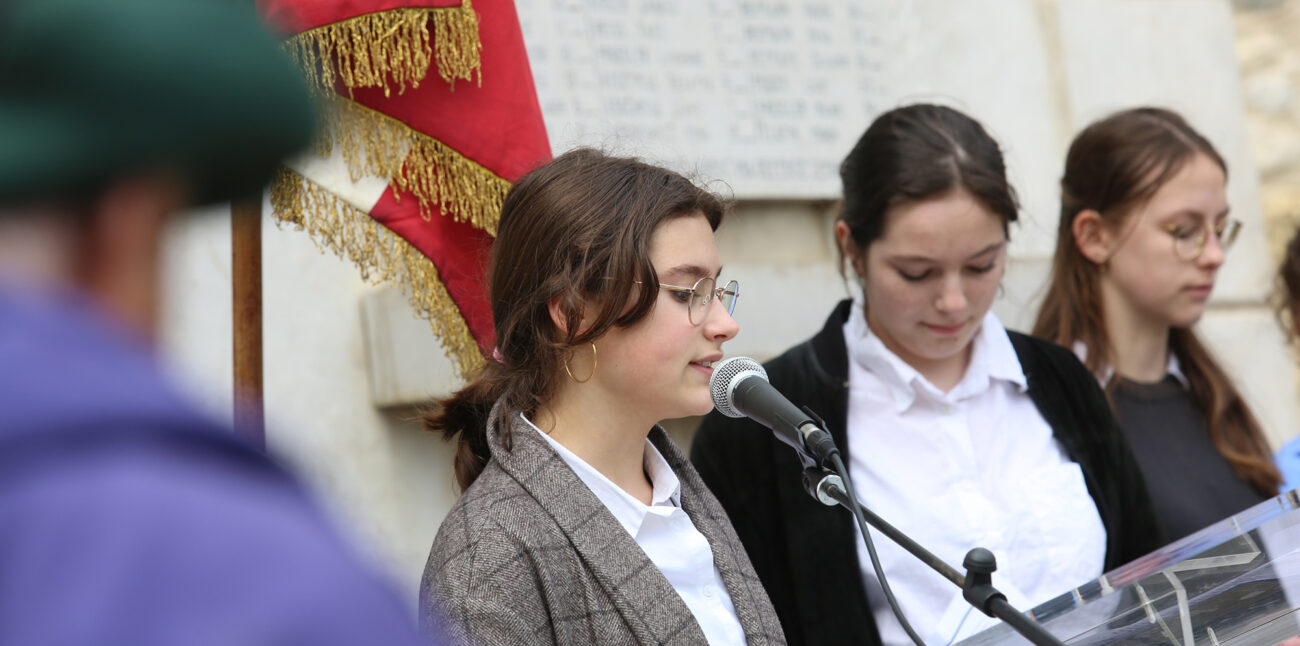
[420,409,786,645]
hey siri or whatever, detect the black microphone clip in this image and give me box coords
[797,406,840,470]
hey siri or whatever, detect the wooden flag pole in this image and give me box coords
[232,197,266,450]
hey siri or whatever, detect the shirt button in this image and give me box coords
[942,404,953,415]
[702,585,716,599]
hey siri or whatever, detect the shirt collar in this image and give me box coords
[844,297,1026,413]
[1070,341,1189,388]
[523,414,680,538]
[958,312,1028,397]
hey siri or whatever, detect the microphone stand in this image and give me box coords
[805,466,1066,646]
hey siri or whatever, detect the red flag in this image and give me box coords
[259,0,550,378]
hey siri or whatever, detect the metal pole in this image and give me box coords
[231,197,265,450]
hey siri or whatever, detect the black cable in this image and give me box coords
[830,452,927,646]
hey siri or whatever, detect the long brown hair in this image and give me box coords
[425,148,725,491]
[1033,107,1280,496]
[1274,225,1300,342]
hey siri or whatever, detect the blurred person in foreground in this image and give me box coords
[0,0,429,644]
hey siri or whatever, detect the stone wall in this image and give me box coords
[1236,0,1300,261]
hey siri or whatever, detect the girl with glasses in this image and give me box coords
[419,148,784,645]
[692,104,1161,646]
[1033,107,1281,543]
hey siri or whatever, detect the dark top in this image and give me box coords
[1111,375,1267,542]
[0,289,428,646]
[691,300,1164,646]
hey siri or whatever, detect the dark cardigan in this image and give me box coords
[691,300,1163,646]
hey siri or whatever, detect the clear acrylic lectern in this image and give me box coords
[962,491,1300,646]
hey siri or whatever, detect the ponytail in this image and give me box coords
[423,361,518,492]
[424,350,561,492]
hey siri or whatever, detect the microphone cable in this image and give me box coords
[708,357,925,644]
[830,451,927,646]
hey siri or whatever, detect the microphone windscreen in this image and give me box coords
[709,356,768,418]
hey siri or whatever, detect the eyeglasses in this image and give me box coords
[1162,218,1241,261]
[658,276,739,325]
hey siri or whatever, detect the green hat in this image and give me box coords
[0,0,317,206]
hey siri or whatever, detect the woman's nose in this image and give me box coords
[705,298,740,341]
[934,277,968,313]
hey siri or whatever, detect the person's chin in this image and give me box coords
[911,339,970,364]
[921,332,970,352]
[682,394,715,418]
[656,392,712,421]
[1168,304,1207,328]
[1169,314,1205,329]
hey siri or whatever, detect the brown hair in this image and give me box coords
[837,104,1019,277]
[1274,225,1300,341]
[424,148,725,491]
[1033,107,1280,496]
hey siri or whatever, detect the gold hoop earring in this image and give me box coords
[564,342,597,384]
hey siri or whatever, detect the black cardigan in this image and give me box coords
[691,300,1163,646]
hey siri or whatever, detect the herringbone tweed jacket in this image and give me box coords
[420,409,787,645]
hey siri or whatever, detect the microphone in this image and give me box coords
[709,356,840,469]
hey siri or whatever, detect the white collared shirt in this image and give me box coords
[843,303,1107,646]
[526,416,746,645]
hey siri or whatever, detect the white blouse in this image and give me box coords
[843,303,1107,646]
[526,416,747,645]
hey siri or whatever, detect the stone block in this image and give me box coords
[360,288,463,407]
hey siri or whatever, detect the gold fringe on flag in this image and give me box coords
[284,1,481,98]
[270,166,486,379]
[318,96,509,235]
[430,0,482,88]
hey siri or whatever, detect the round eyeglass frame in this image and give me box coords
[658,276,739,325]
[1163,218,1241,261]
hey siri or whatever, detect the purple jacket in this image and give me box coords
[0,288,430,646]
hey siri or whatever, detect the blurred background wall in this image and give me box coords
[158,0,1300,610]
[1237,0,1300,255]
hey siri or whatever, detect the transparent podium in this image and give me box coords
[962,491,1300,646]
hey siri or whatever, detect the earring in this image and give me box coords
[564,342,597,384]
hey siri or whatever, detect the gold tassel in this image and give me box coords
[432,0,483,88]
[317,96,508,235]
[270,166,486,380]
[284,2,481,98]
